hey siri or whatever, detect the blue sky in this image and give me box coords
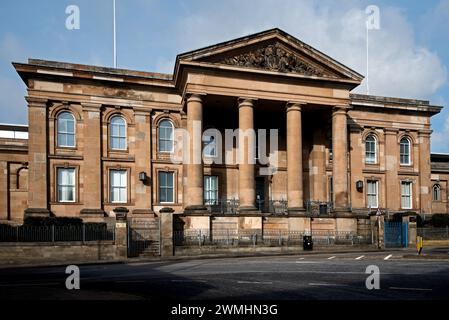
[0,0,448,151]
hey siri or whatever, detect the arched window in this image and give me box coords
[400,137,411,165]
[57,112,76,147]
[365,134,377,164]
[109,116,127,150]
[158,119,174,152]
[433,184,441,201]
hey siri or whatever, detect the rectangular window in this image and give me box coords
[365,140,376,164]
[400,140,411,165]
[204,176,218,205]
[57,168,76,202]
[203,135,217,157]
[401,181,412,209]
[110,170,128,203]
[110,128,126,150]
[159,171,174,203]
[366,180,378,209]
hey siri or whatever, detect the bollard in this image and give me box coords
[416,236,423,255]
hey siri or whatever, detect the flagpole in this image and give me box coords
[113,0,117,68]
[366,25,369,95]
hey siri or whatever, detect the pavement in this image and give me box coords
[1,248,449,300]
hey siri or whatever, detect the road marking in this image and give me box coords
[389,287,432,291]
[355,255,365,260]
[327,256,336,260]
[237,281,272,284]
[171,279,207,283]
[297,258,305,260]
[384,254,393,260]
[309,283,346,287]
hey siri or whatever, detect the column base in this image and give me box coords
[238,205,261,214]
[24,208,51,218]
[332,207,353,218]
[287,207,306,215]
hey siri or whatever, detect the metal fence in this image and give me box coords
[174,229,372,247]
[0,224,115,243]
[417,227,449,240]
[203,198,335,216]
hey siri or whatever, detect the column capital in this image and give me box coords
[26,96,48,108]
[332,105,349,116]
[286,101,306,112]
[186,93,205,103]
[237,97,257,108]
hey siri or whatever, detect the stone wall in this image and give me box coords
[0,241,124,266]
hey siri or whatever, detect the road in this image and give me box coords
[1,250,449,300]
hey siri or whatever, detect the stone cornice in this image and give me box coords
[25,96,47,108]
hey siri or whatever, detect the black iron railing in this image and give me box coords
[174,229,372,247]
[0,224,115,243]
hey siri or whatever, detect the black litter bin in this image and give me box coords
[303,235,313,251]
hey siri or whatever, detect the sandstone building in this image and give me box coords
[1,29,447,232]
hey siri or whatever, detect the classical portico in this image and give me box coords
[178,29,361,216]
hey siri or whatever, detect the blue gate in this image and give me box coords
[384,221,408,248]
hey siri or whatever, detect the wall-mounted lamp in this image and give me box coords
[139,171,148,183]
[356,180,363,192]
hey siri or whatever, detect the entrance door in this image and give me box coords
[255,177,265,211]
[384,221,408,248]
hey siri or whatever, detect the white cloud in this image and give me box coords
[169,0,447,99]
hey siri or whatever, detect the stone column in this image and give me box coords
[238,98,257,211]
[0,161,7,220]
[384,128,399,211]
[132,108,153,215]
[310,119,326,202]
[185,94,206,212]
[286,103,304,212]
[24,97,50,217]
[80,103,104,217]
[418,130,432,215]
[332,106,349,212]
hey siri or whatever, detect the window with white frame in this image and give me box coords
[366,180,378,209]
[110,116,127,150]
[110,170,127,203]
[158,120,174,152]
[57,112,76,147]
[401,181,412,209]
[365,135,377,164]
[57,168,76,202]
[400,137,411,165]
[433,184,441,201]
[159,171,174,203]
[204,176,218,205]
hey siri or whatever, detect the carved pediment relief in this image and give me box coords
[216,42,337,78]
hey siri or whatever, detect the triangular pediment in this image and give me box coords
[176,29,363,83]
